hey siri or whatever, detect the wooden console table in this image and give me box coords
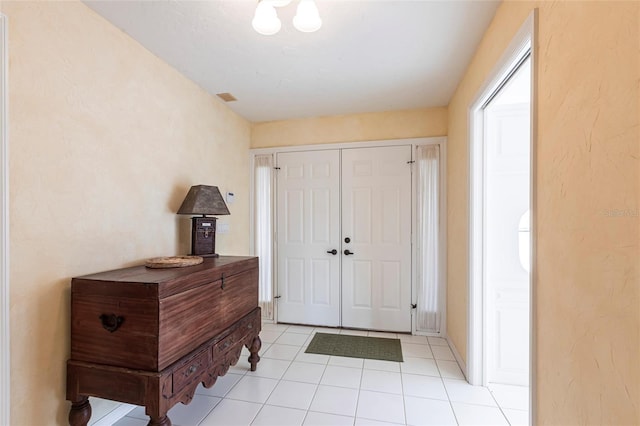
[66,256,261,426]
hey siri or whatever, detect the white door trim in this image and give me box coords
[250,136,447,335]
[0,13,10,426]
[468,7,537,421]
[250,137,445,155]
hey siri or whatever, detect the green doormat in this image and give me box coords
[305,333,403,362]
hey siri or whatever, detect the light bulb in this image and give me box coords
[252,1,282,35]
[293,0,322,33]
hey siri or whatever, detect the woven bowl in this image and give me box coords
[145,256,204,269]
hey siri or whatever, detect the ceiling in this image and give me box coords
[83,0,500,123]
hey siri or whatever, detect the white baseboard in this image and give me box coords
[446,336,468,381]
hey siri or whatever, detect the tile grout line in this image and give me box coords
[147,355,253,425]
[244,367,277,426]
[201,343,286,426]
[487,386,514,425]
[405,340,441,424]
[435,342,461,425]
[292,338,324,426]
[400,361,408,426]
[246,363,287,426]
[352,355,365,426]
[195,394,223,426]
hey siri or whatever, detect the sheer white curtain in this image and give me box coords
[416,145,441,333]
[254,155,274,320]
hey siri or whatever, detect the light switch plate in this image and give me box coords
[217,223,230,234]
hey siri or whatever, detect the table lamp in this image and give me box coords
[177,185,230,257]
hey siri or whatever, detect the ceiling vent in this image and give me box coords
[216,92,237,102]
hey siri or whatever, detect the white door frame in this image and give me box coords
[468,7,537,419]
[0,13,10,426]
[250,137,447,335]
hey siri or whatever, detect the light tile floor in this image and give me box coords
[113,323,529,426]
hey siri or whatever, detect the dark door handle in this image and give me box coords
[344,250,354,256]
[326,249,338,255]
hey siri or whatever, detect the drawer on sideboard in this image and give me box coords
[171,348,211,395]
[212,309,261,359]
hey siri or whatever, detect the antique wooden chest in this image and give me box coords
[66,256,262,426]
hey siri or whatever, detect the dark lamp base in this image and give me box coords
[189,216,219,258]
[194,253,220,258]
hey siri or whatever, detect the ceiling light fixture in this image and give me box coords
[252,1,281,35]
[293,0,322,32]
[252,0,322,35]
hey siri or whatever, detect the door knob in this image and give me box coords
[344,249,354,256]
[344,237,351,243]
[326,249,338,255]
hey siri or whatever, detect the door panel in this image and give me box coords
[341,146,412,332]
[485,101,530,386]
[276,150,341,326]
[352,260,372,307]
[380,261,401,309]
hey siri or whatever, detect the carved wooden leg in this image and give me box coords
[68,396,91,426]
[148,415,172,426]
[248,335,262,371]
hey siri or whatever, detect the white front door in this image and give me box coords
[276,150,341,326]
[341,146,413,332]
[484,56,531,386]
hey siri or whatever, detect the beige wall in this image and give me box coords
[251,107,447,148]
[4,0,639,424]
[2,1,252,425]
[447,1,639,424]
